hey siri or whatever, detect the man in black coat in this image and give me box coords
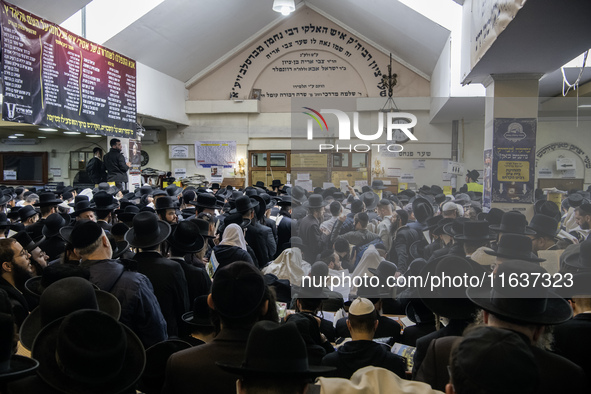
[322,298,406,379]
[387,209,421,275]
[126,212,190,338]
[162,262,272,394]
[274,196,292,257]
[297,194,340,263]
[234,196,271,268]
[0,238,33,328]
[85,147,107,185]
[103,138,131,189]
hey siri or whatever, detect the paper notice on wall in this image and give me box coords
[401,173,415,183]
[297,173,310,181]
[399,183,408,191]
[323,182,335,189]
[412,160,426,169]
[354,180,368,189]
[443,186,452,195]
[386,168,401,177]
[3,170,16,180]
[295,179,313,192]
[442,172,452,181]
[174,168,187,178]
[50,168,61,177]
[537,168,553,178]
[561,169,576,178]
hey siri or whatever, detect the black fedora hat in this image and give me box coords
[270,179,284,188]
[360,191,379,210]
[371,180,388,190]
[418,185,433,195]
[527,214,559,238]
[0,192,12,206]
[92,191,118,211]
[138,339,192,394]
[167,221,204,253]
[230,196,259,214]
[252,181,266,189]
[432,217,454,236]
[6,207,21,221]
[454,221,496,241]
[481,207,504,226]
[211,262,266,319]
[368,260,398,281]
[223,213,251,229]
[217,320,335,377]
[191,193,220,210]
[562,238,591,270]
[154,196,176,211]
[412,197,434,224]
[405,298,435,324]
[135,185,153,198]
[125,212,171,248]
[489,211,535,235]
[426,215,443,231]
[442,217,470,237]
[302,194,328,209]
[288,236,304,249]
[32,309,145,394]
[190,218,216,239]
[20,277,121,351]
[251,195,267,221]
[290,186,308,204]
[42,213,68,238]
[73,200,95,216]
[483,234,545,262]
[277,195,292,206]
[419,255,486,320]
[92,182,119,196]
[409,239,428,260]
[467,260,572,325]
[34,192,62,207]
[117,205,140,223]
[484,233,546,263]
[259,193,275,210]
[182,294,214,328]
[18,205,39,221]
[0,312,39,383]
[165,184,183,197]
[567,193,584,208]
[10,231,44,253]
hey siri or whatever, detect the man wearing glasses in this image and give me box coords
[0,238,34,328]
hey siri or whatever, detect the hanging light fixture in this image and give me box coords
[381,53,399,113]
[273,0,295,16]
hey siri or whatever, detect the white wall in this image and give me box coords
[137,62,189,126]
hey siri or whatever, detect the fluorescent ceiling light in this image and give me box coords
[577,104,591,108]
[86,134,102,138]
[8,135,17,139]
[63,131,81,135]
[38,136,47,139]
[273,0,295,16]
[39,127,58,132]
[13,133,24,136]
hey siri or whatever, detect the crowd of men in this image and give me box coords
[0,171,590,393]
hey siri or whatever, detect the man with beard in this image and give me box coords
[386,209,421,276]
[0,238,33,328]
[574,203,591,241]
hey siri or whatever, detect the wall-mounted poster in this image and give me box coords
[0,1,136,137]
[491,118,536,203]
[129,139,142,172]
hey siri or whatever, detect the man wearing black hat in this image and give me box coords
[460,169,483,193]
[103,138,131,189]
[274,196,293,258]
[298,194,341,263]
[527,214,561,254]
[163,262,275,394]
[217,320,334,394]
[234,196,273,268]
[166,221,211,306]
[126,212,190,338]
[93,191,119,232]
[386,209,421,275]
[156,196,179,225]
[26,192,62,240]
[71,220,167,348]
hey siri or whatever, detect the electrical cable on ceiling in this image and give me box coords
[562,50,588,96]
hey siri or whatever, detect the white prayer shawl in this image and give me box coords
[262,247,310,287]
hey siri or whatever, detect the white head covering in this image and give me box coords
[317,366,442,394]
[262,247,311,287]
[350,244,383,296]
[219,223,247,250]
